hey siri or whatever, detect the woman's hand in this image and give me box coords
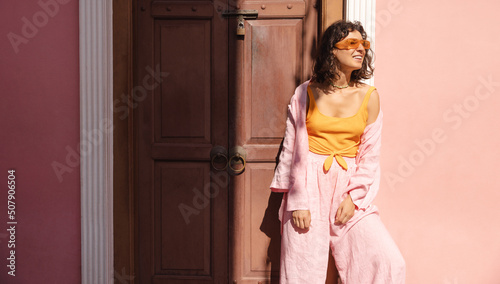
[292,210,311,229]
[335,195,356,224]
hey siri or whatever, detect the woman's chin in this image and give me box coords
[352,61,363,68]
[341,64,363,71]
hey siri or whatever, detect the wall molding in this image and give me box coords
[79,0,114,283]
[345,0,376,85]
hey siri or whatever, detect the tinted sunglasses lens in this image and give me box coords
[336,39,370,49]
[347,39,359,48]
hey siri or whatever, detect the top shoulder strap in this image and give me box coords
[362,86,376,107]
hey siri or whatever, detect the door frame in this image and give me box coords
[104,0,381,283]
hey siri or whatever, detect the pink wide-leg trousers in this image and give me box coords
[280,152,405,284]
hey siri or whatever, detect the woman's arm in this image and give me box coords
[366,89,380,125]
[270,82,311,228]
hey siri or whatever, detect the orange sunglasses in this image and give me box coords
[335,38,370,50]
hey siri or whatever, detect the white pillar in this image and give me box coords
[345,0,376,85]
[79,0,114,283]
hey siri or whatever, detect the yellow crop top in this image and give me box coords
[306,85,376,171]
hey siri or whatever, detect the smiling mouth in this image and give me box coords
[353,55,363,60]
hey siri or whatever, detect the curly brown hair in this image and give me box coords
[312,20,374,85]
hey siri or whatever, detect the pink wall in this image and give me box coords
[3,0,500,283]
[375,0,500,283]
[0,0,80,283]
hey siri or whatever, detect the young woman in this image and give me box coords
[270,20,406,283]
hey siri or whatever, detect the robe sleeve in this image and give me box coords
[285,86,309,211]
[269,98,296,192]
[270,82,310,211]
[347,111,383,210]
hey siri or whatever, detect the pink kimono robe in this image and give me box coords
[270,79,383,212]
[269,80,406,284]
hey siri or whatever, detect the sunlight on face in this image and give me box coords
[333,30,366,71]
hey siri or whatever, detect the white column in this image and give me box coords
[79,1,114,283]
[345,0,376,85]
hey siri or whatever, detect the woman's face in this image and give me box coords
[333,30,366,72]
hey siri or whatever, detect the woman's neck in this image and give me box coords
[334,70,352,87]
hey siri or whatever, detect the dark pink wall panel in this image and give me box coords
[0,1,80,283]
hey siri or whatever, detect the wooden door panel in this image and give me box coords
[240,1,306,18]
[154,162,211,275]
[151,1,215,18]
[230,1,318,283]
[155,19,212,144]
[137,0,228,283]
[237,19,308,280]
[243,19,304,160]
[137,0,318,281]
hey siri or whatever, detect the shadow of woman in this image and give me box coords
[258,138,285,283]
[259,190,283,284]
[259,139,340,284]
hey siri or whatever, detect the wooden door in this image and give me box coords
[135,0,319,283]
[227,0,318,283]
[135,0,229,283]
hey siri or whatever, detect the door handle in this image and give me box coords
[228,146,247,175]
[210,145,229,171]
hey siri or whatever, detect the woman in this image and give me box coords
[270,20,406,283]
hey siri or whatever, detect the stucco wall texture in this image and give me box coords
[375,0,500,283]
[1,0,500,283]
[0,0,81,283]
